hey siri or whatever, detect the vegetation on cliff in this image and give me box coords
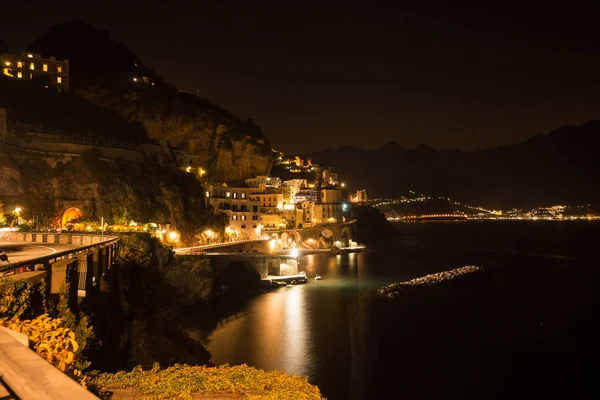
[83,234,212,372]
[89,363,325,399]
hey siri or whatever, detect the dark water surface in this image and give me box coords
[191,222,600,399]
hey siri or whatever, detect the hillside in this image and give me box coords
[26,22,272,181]
[311,121,600,208]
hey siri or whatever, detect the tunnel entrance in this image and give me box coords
[61,207,83,228]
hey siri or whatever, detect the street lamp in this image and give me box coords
[14,207,21,213]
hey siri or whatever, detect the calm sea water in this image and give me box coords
[189,221,600,399]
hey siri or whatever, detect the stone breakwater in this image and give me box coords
[378,266,485,299]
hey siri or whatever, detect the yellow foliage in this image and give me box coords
[0,314,88,387]
[90,363,325,399]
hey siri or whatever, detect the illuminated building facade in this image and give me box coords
[1,52,69,91]
[245,174,282,189]
[311,188,342,224]
[322,168,339,186]
[204,182,261,239]
[351,189,368,203]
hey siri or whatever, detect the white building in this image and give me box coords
[245,175,282,189]
[282,179,308,204]
[204,182,261,239]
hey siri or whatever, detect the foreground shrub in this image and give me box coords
[89,363,325,399]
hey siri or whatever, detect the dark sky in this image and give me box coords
[2,1,600,154]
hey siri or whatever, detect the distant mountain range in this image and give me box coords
[311,121,600,208]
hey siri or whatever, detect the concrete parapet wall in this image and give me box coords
[82,236,92,246]
[59,234,71,244]
[0,325,98,399]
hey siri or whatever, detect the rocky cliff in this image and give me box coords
[25,22,272,181]
[0,144,217,242]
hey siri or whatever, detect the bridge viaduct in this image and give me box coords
[0,231,119,298]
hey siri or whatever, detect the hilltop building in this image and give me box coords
[1,52,69,91]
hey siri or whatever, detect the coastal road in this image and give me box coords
[0,241,81,267]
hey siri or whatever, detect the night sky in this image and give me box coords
[2,2,600,154]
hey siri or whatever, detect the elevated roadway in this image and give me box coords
[0,240,82,268]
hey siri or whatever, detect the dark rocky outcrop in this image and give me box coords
[27,22,272,181]
[352,205,398,244]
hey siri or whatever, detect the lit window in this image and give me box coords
[241,215,247,220]
[232,215,238,221]
[17,72,22,78]
[233,192,238,199]
[30,63,34,70]
[241,192,247,199]
[226,192,231,198]
[57,77,62,83]
[27,54,33,58]
[17,62,23,68]
[43,64,48,72]
[57,66,62,73]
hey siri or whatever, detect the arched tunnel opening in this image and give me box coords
[61,207,83,228]
[216,261,261,297]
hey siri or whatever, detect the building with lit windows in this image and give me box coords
[204,182,261,239]
[249,191,284,209]
[245,174,282,189]
[351,189,368,203]
[322,168,339,186]
[1,52,69,91]
[282,179,308,204]
[311,187,342,224]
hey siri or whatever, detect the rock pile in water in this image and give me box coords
[378,265,485,299]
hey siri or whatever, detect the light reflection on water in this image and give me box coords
[199,222,600,399]
[204,252,369,382]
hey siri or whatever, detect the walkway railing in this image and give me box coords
[174,238,268,255]
[0,327,98,399]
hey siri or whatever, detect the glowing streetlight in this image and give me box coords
[290,247,299,258]
[14,207,22,213]
[169,231,180,243]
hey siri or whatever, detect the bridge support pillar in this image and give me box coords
[77,252,93,297]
